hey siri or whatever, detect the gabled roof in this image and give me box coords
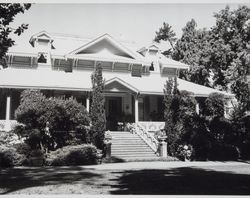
[29,31,53,47]
[105,77,139,93]
[69,33,140,60]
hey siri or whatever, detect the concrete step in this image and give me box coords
[112,140,145,143]
[112,152,156,156]
[112,146,150,150]
[112,149,152,154]
[109,130,158,161]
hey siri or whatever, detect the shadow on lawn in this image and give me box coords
[0,166,102,194]
[109,167,250,195]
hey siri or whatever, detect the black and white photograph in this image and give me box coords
[0,1,250,195]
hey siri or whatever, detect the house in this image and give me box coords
[0,31,233,132]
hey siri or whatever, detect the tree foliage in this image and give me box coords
[204,92,225,118]
[0,3,31,67]
[15,89,90,149]
[154,22,177,55]
[90,63,106,149]
[155,5,250,112]
[172,19,212,87]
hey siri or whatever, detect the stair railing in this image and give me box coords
[125,122,159,153]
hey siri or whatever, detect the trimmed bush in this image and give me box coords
[13,142,32,157]
[46,144,98,166]
[0,145,27,167]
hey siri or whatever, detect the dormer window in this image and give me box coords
[29,31,54,49]
[37,39,49,47]
[38,53,47,63]
[149,62,154,71]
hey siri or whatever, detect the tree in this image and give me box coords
[164,76,197,156]
[207,6,250,111]
[90,63,106,149]
[0,3,31,67]
[209,6,250,90]
[154,22,177,56]
[172,19,211,86]
[156,6,250,111]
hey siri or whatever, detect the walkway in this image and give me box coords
[1,161,250,195]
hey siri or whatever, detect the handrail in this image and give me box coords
[125,122,159,153]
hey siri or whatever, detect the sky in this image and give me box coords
[11,3,250,49]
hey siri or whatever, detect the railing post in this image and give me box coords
[134,95,139,123]
[4,95,11,131]
[104,130,112,159]
[86,96,90,112]
[158,136,168,158]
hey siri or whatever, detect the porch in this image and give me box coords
[0,88,166,132]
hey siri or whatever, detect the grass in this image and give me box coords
[1,162,250,195]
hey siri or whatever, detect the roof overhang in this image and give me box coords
[65,54,149,65]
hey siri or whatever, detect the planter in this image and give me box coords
[30,156,44,166]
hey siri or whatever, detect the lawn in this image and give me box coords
[1,161,250,195]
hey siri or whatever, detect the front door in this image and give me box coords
[106,97,122,130]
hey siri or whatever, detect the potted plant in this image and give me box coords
[29,149,44,166]
[177,144,193,161]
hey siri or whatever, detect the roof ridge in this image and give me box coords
[50,32,137,45]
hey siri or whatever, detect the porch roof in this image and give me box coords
[0,68,233,97]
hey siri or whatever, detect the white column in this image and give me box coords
[195,102,200,115]
[86,96,90,112]
[135,95,139,123]
[5,95,11,131]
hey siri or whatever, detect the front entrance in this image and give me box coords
[106,96,122,130]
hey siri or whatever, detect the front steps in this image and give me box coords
[109,131,159,162]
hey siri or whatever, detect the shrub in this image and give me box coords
[208,143,240,161]
[0,145,27,167]
[46,144,98,166]
[0,131,22,146]
[204,92,225,118]
[209,116,233,143]
[240,142,250,159]
[14,89,90,149]
[13,142,32,157]
[15,89,47,129]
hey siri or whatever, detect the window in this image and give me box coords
[38,53,47,63]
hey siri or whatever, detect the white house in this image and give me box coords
[0,31,233,132]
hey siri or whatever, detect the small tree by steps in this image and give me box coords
[164,77,178,155]
[164,77,197,156]
[90,63,106,149]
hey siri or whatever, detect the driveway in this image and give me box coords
[1,161,250,195]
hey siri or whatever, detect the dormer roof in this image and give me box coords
[29,31,54,47]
